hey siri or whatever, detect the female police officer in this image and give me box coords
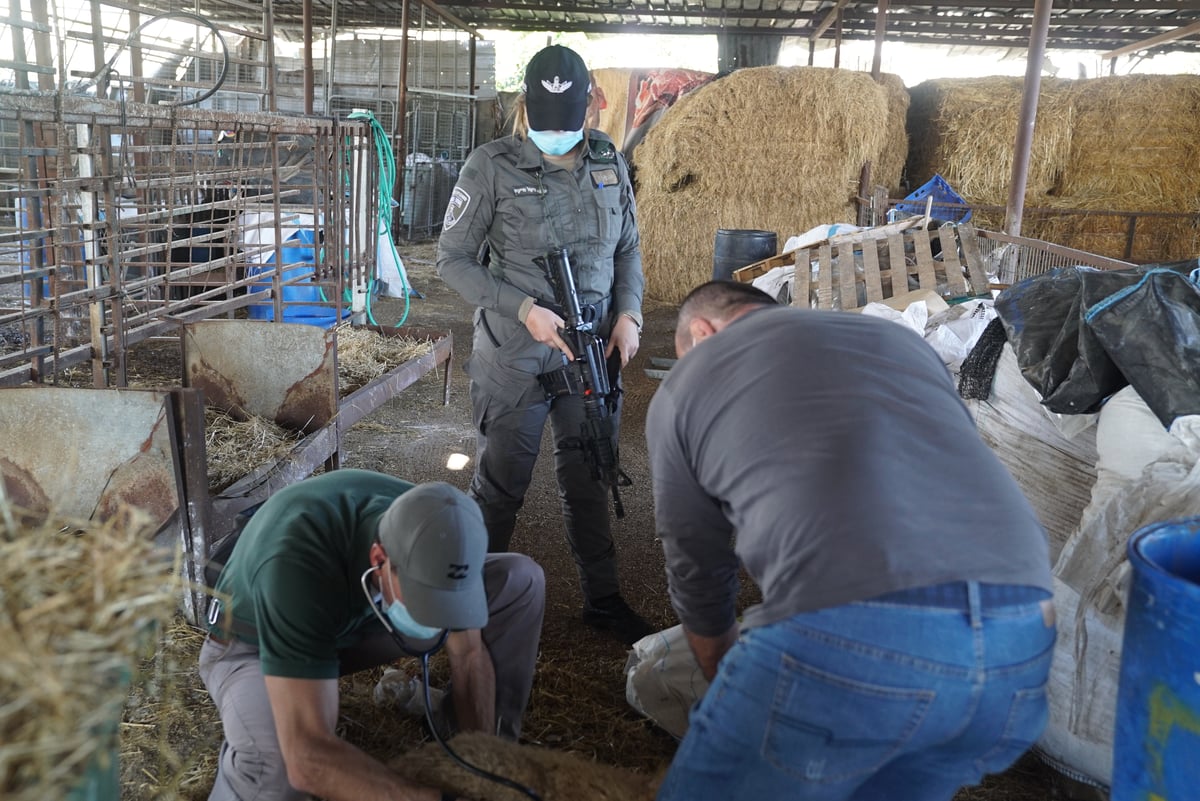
[437,45,650,646]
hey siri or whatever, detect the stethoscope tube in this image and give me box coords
[360,565,542,801]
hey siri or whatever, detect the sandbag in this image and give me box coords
[624,624,708,739]
[1037,398,1200,788]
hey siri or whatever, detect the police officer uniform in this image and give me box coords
[437,45,648,644]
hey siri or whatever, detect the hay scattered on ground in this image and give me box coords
[204,407,303,491]
[336,326,434,395]
[633,66,908,304]
[0,505,180,801]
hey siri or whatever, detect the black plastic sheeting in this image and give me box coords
[992,260,1200,425]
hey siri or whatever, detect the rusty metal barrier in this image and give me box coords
[0,91,377,387]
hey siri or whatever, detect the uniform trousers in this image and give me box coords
[198,553,544,801]
[468,375,622,603]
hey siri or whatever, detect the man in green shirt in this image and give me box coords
[199,470,545,801]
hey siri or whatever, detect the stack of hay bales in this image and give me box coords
[907,74,1200,262]
[633,66,910,304]
[906,76,1076,229]
[0,506,179,801]
[1040,74,1200,262]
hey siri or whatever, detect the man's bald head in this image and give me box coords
[674,280,778,357]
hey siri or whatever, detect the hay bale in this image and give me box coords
[0,506,179,801]
[906,74,1200,263]
[591,68,636,148]
[905,76,1075,205]
[1042,74,1200,262]
[633,66,908,305]
[390,732,661,801]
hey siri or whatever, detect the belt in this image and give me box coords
[869,582,1050,610]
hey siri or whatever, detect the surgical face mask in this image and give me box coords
[528,128,583,156]
[384,598,442,641]
[361,564,443,641]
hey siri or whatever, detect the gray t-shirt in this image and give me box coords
[645,306,1052,638]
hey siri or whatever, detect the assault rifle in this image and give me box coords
[534,248,632,518]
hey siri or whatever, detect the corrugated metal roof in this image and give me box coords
[233,1,1200,55]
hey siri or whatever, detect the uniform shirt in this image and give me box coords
[210,470,412,679]
[437,131,644,327]
[645,306,1052,638]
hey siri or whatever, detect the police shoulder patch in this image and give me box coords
[444,186,471,230]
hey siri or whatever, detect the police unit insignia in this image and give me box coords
[542,76,572,94]
[444,186,470,230]
[590,168,619,188]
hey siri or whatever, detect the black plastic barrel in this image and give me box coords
[712,229,777,281]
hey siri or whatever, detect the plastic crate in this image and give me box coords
[894,174,972,224]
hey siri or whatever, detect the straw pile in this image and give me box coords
[336,325,434,395]
[0,505,179,801]
[204,408,303,491]
[906,74,1200,261]
[632,66,909,304]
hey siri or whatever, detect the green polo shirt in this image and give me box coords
[210,470,413,679]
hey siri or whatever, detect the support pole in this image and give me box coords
[871,0,890,80]
[303,0,314,114]
[1004,0,1053,237]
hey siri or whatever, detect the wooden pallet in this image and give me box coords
[735,220,991,311]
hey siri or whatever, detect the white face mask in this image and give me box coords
[528,128,583,156]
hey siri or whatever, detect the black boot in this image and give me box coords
[582,594,654,646]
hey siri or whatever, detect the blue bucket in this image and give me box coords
[1112,516,1200,801]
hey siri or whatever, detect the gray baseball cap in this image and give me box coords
[377,482,488,630]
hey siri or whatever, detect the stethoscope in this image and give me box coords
[360,565,542,801]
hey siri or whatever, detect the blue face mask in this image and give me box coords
[528,128,583,156]
[384,598,442,641]
[361,564,443,641]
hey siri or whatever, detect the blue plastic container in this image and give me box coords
[1111,516,1200,801]
[247,229,343,328]
[894,174,972,224]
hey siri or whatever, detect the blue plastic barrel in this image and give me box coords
[1111,516,1200,801]
[247,228,342,328]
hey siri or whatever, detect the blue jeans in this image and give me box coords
[656,582,1056,801]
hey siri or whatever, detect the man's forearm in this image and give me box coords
[683,623,739,682]
[448,633,496,734]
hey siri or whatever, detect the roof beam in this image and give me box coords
[442,1,811,21]
[1100,19,1200,59]
[811,0,850,41]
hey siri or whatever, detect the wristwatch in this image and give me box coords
[620,312,643,334]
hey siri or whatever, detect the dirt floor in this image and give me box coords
[115,240,1086,800]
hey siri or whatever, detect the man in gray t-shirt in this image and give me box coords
[646,281,1056,801]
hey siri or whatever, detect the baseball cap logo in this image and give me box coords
[542,76,572,94]
[447,563,469,580]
